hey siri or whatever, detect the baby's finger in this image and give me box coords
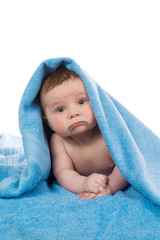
[78,192,90,198]
[98,174,109,182]
[77,192,86,198]
[97,185,107,193]
[95,177,107,188]
[77,192,97,199]
[89,185,100,194]
[100,175,109,184]
[93,192,105,199]
[95,178,105,187]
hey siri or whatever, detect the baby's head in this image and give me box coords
[39,68,97,137]
[39,68,80,105]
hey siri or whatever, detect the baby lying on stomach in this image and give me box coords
[39,68,128,199]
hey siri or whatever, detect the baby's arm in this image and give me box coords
[107,166,129,195]
[51,134,85,193]
[50,134,107,194]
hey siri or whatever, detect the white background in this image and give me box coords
[0,0,160,137]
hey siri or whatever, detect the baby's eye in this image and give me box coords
[57,107,64,112]
[78,99,85,105]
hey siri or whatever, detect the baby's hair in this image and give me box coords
[39,68,81,111]
[40,68,81,96]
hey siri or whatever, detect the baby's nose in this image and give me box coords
[70,112,80,119]
[69,107,80,119]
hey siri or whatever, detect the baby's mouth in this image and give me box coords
[69,121,85,129]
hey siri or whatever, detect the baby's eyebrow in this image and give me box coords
[76,91,88,97]
[51,101,63,108]
[77,91,85,94]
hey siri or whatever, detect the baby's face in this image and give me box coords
[42,77,97,138]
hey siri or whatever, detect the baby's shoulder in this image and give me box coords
[50,134,69,157]
[50,133,64,146]
[50,133,72,149]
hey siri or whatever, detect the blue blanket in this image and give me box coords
[0,58,160,239]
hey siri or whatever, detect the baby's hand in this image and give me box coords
[77,192,100,199]
[83,173,108,194]
[77,183,113,199]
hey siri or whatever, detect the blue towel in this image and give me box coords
[0,57,160,239]
[1,57,160,205]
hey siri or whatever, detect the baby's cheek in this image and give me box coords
[53,120,67,135]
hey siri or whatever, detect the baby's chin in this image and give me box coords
[56,124,96,138]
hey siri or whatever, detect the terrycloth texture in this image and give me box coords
[0,179,160,240]
[0,58,160,239]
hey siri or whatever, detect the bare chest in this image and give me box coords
[64,139,115,176]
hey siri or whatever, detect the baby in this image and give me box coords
[39,68,128,199]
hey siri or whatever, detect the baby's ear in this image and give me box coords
[42,115,48,123]
[42,115,52,131]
